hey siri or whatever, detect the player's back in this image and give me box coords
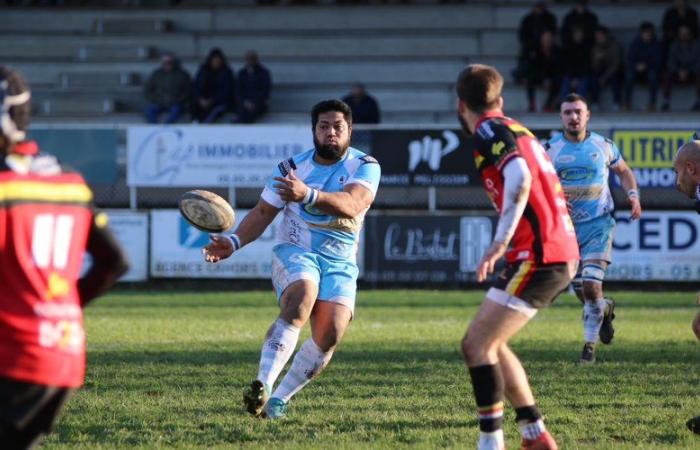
[474,115,579,264]
[0,143,94,387]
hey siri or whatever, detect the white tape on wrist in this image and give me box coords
[303,188,319,206]
[627,189,639,199]
[228,233,241,251]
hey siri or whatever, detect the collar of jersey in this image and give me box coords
[562,131,591,146]
[311,148,350,168]
[474,110,504,130]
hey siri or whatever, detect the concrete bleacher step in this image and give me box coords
[36,98,115,117]
[58,72,141,88]
[77,45,157,62]
[93,18,175,35]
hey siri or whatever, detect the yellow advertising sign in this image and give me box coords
[613,130,694,168]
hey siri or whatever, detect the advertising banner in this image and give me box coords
[609,211,700,281]
[611,130,695,188]
[363,214,495,283]
[127,125,312,187]
[369,129,479,186]
[106,210,149,281]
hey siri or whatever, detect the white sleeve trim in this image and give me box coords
[261,186,286,208]
[346,179,377,197]
[494,157,532,244]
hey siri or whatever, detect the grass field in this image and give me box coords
[42,289,699,450]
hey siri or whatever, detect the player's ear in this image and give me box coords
[497,96,504,110]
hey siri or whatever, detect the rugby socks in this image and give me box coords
[271,338,333,402]
[516,405,547,440]
[582,299,606,343]
[469,364,505,449]
[256,318,300,389]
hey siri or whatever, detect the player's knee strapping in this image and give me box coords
[581,262,606,285]
[571,273,583,293]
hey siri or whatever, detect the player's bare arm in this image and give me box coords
[477,157,533,282]
[274,169,374,219]
[612,159,642,220]
[203,198,279,263]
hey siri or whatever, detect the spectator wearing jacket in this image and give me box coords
[192,48,235,123]
[560,27,592,100]
[561,0,598,47]
[144,53,192,124]
[590,26,624,111]
[342,83,380,124]
[662,25,700,111]
[522,30,563,112]
[624,22,663,111]
[235,51,272,124]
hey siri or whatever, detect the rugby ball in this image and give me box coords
[179,190,235,233]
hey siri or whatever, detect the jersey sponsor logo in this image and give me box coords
[590,151,600,161]
[407,130,459,172]
[559,166,593,181]
[491,141,506,157]
[555,154,576,164]
[277,158,297,177]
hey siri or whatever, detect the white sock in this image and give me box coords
[478,430,505,450]
[256,318,300,389]
[271,338,333,402]
[519,418,546,440]
[583,299,606,343]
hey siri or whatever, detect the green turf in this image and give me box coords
[41,290,700,449]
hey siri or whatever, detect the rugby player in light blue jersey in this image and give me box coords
[546,93,641,364]
[203,100,380,419]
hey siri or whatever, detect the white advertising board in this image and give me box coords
[609,211,700,281]
[127,125,312,187]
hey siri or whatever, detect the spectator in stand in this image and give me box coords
[663,0,699,44]
[523,30,562,112]
[662,24,700,111]
[625,22,663,111]
[560,27,592,100]
[235,50,272,124]
[561,0,598,47]
[342,83,380,124]
[590,26,624,111]
[514,1,557,83]
[192,48,235,123]
[144,53,192,124]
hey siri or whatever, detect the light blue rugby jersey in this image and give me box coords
[260,147,381,262]
[545,132,621,224]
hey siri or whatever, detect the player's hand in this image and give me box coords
[628,196,642,220]
[273,169,309,202]
[476,241,507,283]
[202,235,234,263]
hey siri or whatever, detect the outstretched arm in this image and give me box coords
[202,198,280,263]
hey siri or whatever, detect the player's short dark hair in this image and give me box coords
[0,66,31,142]
[639,21,655,33]
[455,64,503,114]
[560,93,589,108]
[311,99,353,129]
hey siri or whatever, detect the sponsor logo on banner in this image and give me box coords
[370,129,478,186]
[612,130,695,187]
[127,125,312,187]
[364,215,496,283]
[609,211,700,280]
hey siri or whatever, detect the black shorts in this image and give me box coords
[492,260,576,309]
[0,377,74,450]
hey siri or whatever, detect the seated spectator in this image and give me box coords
[342,83,380,124]
[625,22,663,111]
[590,26,624,111]
[192,48,235,123]
[144,53,192,124]
[560,27,592,100]
[663,0,699,45]
[662,25,700,111]
[514,1,557,83]
[234,50,271,124]
[522,30,562,112]
[561,0,598,47]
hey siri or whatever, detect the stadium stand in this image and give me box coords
[3,3,700,125]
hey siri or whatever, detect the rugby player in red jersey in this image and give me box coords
[0,67,128,449]
[456,64,579,450]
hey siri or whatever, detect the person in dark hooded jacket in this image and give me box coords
[192,48,236,123]
[144,53,192,124]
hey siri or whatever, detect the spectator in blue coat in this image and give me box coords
[234,51,271,124]
[342,83,380,124]
[192,48,235,123]
[624,22,663,111]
